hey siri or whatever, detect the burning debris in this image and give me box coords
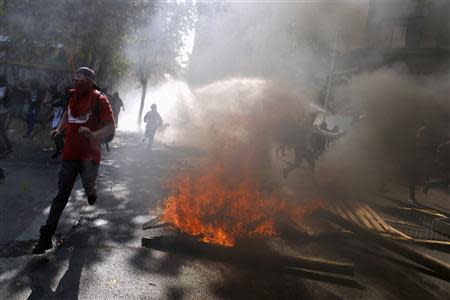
[156,80,330,247]
[162,161,323,247]
[142,72,449,287]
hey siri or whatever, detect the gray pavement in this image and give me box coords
[0,133,449,299]
[0,160,58,241]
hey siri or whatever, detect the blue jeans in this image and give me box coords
[40,160,99,237]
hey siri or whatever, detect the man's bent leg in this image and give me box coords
[43,161,79,234]
[33,161,79,254]
[80,161,99,205]
[146,128,157,149]
[114,112,120,128]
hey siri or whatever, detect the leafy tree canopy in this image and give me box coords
[0,0,196,87]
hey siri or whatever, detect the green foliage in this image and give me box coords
[0,0,196,86]
[127,1,197,83]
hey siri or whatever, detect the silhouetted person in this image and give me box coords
[110,92,125,128]
[24,80,45,138]
[143,104,163,148]
[33,67,115,254]
[407,125,433,204]
[311,120,329,159]
[283,115,343,179]
[283,140,316,178]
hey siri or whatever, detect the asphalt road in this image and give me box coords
[0,133,449,299]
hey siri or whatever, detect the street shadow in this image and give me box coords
[6,223,107,300]
[4,133,179,299]
[25,242,88,300]
[209,266,346,300]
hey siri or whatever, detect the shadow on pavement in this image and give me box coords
[4,134,182,299]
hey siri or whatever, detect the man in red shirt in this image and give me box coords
[33,67,115,254]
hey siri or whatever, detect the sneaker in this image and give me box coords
[87,194,97,205]
[32,235,53,254]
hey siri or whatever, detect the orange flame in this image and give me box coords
[162,162,322,247]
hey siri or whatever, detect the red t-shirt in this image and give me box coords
[62,89,115,164]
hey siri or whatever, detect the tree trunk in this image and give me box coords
[137,77,148,130]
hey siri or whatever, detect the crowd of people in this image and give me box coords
[0,73,126,159]
[1,67,166,254]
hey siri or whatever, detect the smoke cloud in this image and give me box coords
[317,68,449,195]
[159,1,449,204]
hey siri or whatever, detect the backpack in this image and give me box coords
[93,93,115,147]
